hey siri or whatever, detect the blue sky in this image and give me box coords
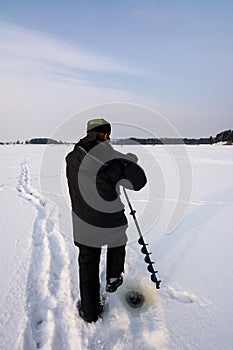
[1,0,232,140]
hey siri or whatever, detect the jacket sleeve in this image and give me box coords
[66,151,79,210]
[100,152,147,192]
[119,158,147,191]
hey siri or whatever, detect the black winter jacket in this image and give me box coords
[66,134,147,246]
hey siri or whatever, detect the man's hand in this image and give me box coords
[126,153,138,163]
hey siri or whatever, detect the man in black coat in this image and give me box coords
[66,118,147,323]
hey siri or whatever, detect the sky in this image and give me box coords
[0,0,233,141]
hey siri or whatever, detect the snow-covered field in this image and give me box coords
[0,144,233,350]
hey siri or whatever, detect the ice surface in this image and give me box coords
[0,144,233,349]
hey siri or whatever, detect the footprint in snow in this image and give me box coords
[166,286,197,304]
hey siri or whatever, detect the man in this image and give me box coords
[66,118,147,323]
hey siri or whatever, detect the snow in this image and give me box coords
[0,144,233,350]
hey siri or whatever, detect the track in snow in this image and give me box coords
[17,162,79,349]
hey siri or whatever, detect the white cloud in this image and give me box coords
[0,21,150,79]
[0,21,152,140]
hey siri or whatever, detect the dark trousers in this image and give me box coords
[76,243,126,321]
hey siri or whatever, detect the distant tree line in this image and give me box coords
[112,129,233,145]
[214,129,233,144]
[26,138,64,144]
[1,130,232,145]
[0,138,65,145]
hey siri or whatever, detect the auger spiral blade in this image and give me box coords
[147,262,155,273]
[141,245,149,254]
[138,237,144,245]
[144,254,151,263]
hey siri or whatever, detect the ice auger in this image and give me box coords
[123,188,161,289]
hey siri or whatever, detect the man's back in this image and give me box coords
[66,133,147,231]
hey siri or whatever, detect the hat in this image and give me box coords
[87,118,111,135]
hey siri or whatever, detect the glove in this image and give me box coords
[126,153,138,163]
